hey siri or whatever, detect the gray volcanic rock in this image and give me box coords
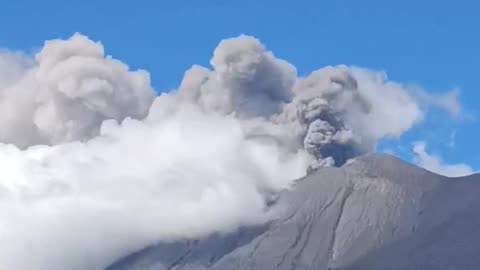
[107,154,480,270]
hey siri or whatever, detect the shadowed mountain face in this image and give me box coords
[107,155,480,270]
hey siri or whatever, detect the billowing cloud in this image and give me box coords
[0,33,462,270]
[0,107,311,270]
[177,35,296,118]
[0,33,155,148]
[172,37,427,168]
[413,141,474,177]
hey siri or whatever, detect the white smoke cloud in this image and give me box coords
[0,33,461,270]
[412,141,474,177]
[0,106,311,270]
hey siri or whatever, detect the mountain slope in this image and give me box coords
[107,154,480,270]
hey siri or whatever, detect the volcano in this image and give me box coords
[108,154,480,270]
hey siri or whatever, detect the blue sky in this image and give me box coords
[1,0,478,170]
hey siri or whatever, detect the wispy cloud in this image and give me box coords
[412,141,474,177]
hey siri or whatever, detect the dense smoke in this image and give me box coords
[170,36,426,167]
[0,34,459,270]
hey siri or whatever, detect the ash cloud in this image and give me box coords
[0,34,155,148]
[173,38,425,167]
[0,34,459,270]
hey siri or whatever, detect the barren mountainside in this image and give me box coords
[108,154,480,270]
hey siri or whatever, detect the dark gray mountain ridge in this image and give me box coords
[107,154,480,270]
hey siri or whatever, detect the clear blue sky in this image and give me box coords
[1,0,478,169]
